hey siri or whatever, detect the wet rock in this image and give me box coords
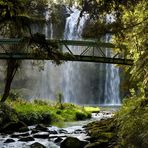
[58,129,68,134]
[18,136,34,142]
[60,137,88,148]
[18,127,29,132]
[33,132,49,139]
[1,121,27,134]
[31,129,40,134]
[49,130,58,134]
[4,139,15,143]
[11,132,30,138]
[35,124,48,131]
[54,137,63,143]
[74,129,83,134]
[85,118,117,147]
[30,142,46,148]
[0,103,18,127]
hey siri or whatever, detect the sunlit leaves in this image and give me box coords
[112,0,148,94]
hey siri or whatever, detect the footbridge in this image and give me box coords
[0,38,133,65]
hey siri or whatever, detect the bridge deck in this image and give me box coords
[0,38,125,48]
[0,53,133,65]
[55,40,124,48]
[0,38,132,65]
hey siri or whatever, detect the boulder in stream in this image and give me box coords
[54,137,63,143]
[85,117,117,147]
[58,129,68,134]
[18,126,29,132]
[60,137,88,148]
[30,142,46,148]
[49,130,58,134]
[33,132,49,138]
[4,139,15,143]
[18,136,35,142]
[11,132,30,138]
[35,124,48,131]
[31,129,40,134]
[1,121,27,134]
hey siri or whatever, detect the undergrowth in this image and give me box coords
[5,98,91,125]
[116,96,148,147]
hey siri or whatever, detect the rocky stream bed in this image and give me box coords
[0,111,115,148]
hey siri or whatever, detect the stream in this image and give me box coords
[0,110,114,148]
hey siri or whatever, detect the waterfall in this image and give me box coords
[104,36,121,105]
[62,8,90,103]
[29,7,62,100]
[62,7,120,105]
[25,7,121,105]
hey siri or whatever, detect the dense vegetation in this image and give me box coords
[0,98,92,127]
[80,0,148,147]
[116,96,148,147]
[0,0,66,102]
[0,0,147,147]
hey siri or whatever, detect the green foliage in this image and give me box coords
[75,111,89,120]
[0,103,18,125]
[84,106,100,113]
[33,99,49,106]
[80,0,141,20]
[85,117,117,147]
[56,92,64,109]
[9,89,22,100]
[113,0,148,95]
[81,1,148,96]
[5,99,91,125]
[116,96,148,147]
[84,0,147,97]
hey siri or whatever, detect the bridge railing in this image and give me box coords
[0,38,133,65]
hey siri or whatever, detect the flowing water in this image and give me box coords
[0,111,114,148]
[0,5,121,148]
[23,7,121,105]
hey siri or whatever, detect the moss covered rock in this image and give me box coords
[0,103,18,126]
[1,121,27,134]
[85,118,117,148]
[60,137,88,148]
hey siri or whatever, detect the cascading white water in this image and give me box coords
[62,8,90,103]
[104,63,120,105]
[27,7,121,105]
[30,7,62,100]
[104,36,120,105]
[62,8,120,105]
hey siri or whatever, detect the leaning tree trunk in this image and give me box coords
[1,60,19,102]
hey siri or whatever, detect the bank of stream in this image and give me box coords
[0,110,115,148]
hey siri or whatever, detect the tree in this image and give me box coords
[80,0,148,96]
[0,0,28,102]
[112,0,148,97]
[0,0,62,102]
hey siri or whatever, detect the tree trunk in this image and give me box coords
[1,60,19,102]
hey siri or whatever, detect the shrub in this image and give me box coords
[116,96,148,147]
[75,111,87,120]
[33,99,48,106]
[5,99,91,126]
